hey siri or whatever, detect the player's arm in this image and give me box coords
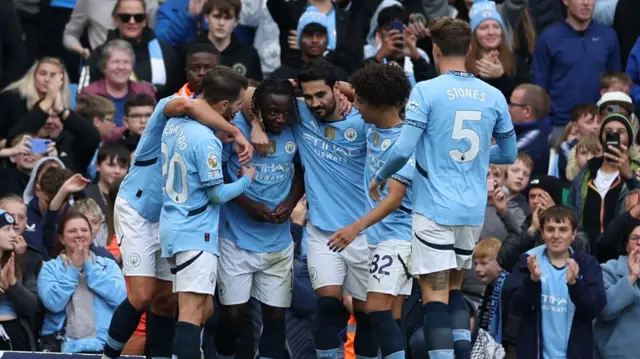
[328,178,408,252]
[489,97,518,164]
[207,174,253,205]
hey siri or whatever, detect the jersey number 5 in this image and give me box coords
[161,143,189,203]
[449,110,481,163]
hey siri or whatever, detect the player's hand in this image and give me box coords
[604,144,633,180]
[233,133,253,166]
[61,174,91,194]
[251,123,269,156]
[327,224,360,252]
[240,165,256,181]
[272,201,295,224]
[368,178,386,202]
[290,196,307,225]
[338,93,352,118]
[245,201,278,223]
[566,258,580,285]
[527,254,541,282]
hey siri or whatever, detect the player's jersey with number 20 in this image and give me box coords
[159,117,224,257]
[405,71,514,226]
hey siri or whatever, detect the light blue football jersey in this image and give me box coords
[159,117,224,257]
[221,113,297,253]
[405,71,514,226]
[364,124,415,246]
[118,96,175,222]
[293,98,367,232]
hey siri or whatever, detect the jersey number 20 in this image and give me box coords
[161,143,188,203]
[449,110,481,163]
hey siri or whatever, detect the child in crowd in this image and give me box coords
[504,152,534,221]
[557,104,600,182]
[119,94,155,153]
[566,133,603,182]
[484,165,524,240]
[83,143,130,214]
[76,95,117,181]
[70,198,107,248]
[474,238,507,345]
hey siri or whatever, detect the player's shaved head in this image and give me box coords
[201,66,249,104]
[348,63,411,109]
[429,17,472,57]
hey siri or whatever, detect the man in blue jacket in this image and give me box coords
[532,0,620,144]
[506,205,606,359]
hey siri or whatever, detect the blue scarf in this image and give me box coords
[488,271,507,343]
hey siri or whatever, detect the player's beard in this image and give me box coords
[311,97,337,121]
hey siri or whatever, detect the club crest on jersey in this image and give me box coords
[381,139,392,151]
[207,152,218,169]
[324,127,335,140]
[285,141,296,154]
[373,132,380,146]
[344,128,357,141]
[407,101,420,110]
[268,140,277,155]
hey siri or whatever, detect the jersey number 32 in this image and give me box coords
[161,143,189,203]
[449,110,481,163]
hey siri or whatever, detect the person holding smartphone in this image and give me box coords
[568,110,640,248]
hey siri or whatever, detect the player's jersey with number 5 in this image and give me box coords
[404,71,514,226]
[159,117,224,257]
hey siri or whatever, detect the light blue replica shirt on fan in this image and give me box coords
[374,71,517,226]
[293,98,367,232]
[221,113,298,253]
[159,116,250,257]
[364,124,414,245]
[118,96,176,223]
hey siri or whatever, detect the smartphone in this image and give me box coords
[390,20,404,50]
[30,139,51,154]
[487,178,497,193]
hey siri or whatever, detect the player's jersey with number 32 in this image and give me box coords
[159,117,224,257]
[405,71,514,226]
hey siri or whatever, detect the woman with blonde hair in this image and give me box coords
[0,58,71,147]
[464,0,531,100]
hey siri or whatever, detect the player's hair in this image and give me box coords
[540,206,578,232]
[376,5,404,30]
[576,133,602,154]
[473,238,502,260]
[516,84,550,119]
[203,0,241,19]
[201,66,249,104]
[348,63,411,109]
[124,93,156,115]
[76,95,116,120]
[297,59,338,88]
[600,71,632,90]
[39,167,73,198]
[185,43,220,63]
[569,103,599,123]
[252,77,300,122]
[514,152,534,172]
[97,142,131,167]
[428,17,471,57]
[70,198,104,223]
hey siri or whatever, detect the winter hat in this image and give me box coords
[0,210,15,229]
[527,175,563,206]
[597,91,635,115]
[296,10,330,48]
[469,0,505,33]
[599,112,633,148]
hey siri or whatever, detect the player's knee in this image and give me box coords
[261,304,286,320]
[202,297,214,322]
[151,289,178,316]
[222,303,250,323]
[364,292,393,313]
[316,296,349,325]
[128,279,156,309]
[177,293,207,324]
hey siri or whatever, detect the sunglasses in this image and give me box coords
[117,13,146,23]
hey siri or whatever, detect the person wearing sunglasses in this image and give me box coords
[86,0,178,99]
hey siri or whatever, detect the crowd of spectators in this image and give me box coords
[2,0,640,357]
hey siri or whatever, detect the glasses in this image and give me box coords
[117,13,146,23]
[629,236,640,242]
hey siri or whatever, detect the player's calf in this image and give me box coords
[314,289,350,359]
[448,269,471,359]
[419,271,454,359]
[147,279,178,359]
[174,292,208,359]
[364,293,406,359]
[215,302,251,359]
[259,304,287,359]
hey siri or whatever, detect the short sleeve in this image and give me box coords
[193,138,224,187]
[404,85,430,130]
[391,156,415,185]
[493,95,515,139]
